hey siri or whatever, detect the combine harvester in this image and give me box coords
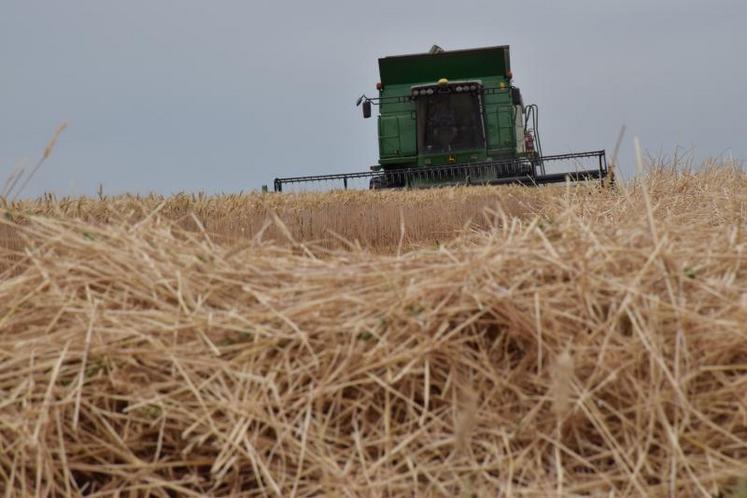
[274,45,607,191]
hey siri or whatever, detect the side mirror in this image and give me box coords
[362,100,372,119]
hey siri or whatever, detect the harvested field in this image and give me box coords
[1,184,551,252]
[1,162,747,496]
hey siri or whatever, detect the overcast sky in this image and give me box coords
[1,0,745,197]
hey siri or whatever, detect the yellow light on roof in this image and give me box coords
[438,78,448,87]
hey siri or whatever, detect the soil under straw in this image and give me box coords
[1,163,746,497]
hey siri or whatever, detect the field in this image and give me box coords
[1,161,747,496]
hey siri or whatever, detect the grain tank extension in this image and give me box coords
[273,45,607,191]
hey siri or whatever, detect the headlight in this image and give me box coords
[426,89,434,95]
[455,86,463,92]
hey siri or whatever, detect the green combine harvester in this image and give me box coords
[274,45,607,191]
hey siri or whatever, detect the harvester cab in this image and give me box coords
[273,45,607,192]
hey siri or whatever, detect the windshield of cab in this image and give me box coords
[417,91,485,154]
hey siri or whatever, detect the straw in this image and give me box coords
[0,159,746,496]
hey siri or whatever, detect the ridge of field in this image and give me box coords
[2,183,557,252]
[1,162,746,496]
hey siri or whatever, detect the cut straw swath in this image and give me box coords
[0,158,745,496]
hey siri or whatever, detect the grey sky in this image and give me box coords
[1,0,745,197]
